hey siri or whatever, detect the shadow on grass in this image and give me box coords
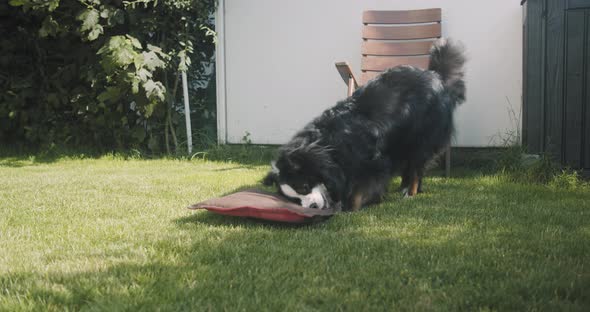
[178,169,512,229]
[175,211,323,229]
[0,158,33,168]
[0,145,278,167]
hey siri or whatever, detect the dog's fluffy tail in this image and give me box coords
[429,38,466,104]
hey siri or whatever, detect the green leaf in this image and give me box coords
[136,68,152,81]
[147,44,161,52]
[144,100,157,118]
[147,44,169,62]
[126,35,142,50]
[77,8,103,41]
[77,9,100,32]
[98,36,126,61]
[100,8,110,19]
[133,53,144,70]
[143,79,165,102]
[200,25,218,44]
[97,44,109,56]
[131,77,140,94]
[107,9,125,26]
[178,50,188,71]
[47,0,59,11]
[142,51,165,71]
[87,25,103,41]
[116,48,136,67]
[97,86,122,103]
[39,16,60,38]
[8,0,25,7]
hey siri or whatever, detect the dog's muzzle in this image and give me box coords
[280,183,330,209]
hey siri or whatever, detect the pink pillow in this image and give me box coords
[188,189,337,223]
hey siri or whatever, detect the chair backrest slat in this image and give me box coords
[362,24,441,40]
[363,9,441,24]
[362,41,434,56]
[362,56,430,72]
[360,8,442,85]
[360,71,381,84]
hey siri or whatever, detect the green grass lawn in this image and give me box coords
[1,149,589,311]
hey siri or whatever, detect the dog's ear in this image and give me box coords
[285,141,330,173]
[262,161,279,186]
[262,172,277,186]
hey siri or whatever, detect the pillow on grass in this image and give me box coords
[188,189,338,223]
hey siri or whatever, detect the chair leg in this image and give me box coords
[347,76,355,97]
[445,146,451,178]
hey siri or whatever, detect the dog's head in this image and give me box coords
[263,140,344,209]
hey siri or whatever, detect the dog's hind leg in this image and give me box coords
[343,185,364,211]
[400,165,418,197]
[402,165,425,197]
[351,191,364,211]
[347,174,390,210]
[408,173,419,196]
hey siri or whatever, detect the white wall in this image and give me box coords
[217,0,522,146]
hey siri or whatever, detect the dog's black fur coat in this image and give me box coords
[264,39,466,211]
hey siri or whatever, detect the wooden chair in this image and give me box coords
[334,8,451,177]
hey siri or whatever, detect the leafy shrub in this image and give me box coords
[549,170,585,190]
[487,99,586,189]
[495,146,587,189]
[0,0,217,153]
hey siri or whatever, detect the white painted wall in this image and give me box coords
[217,0,522,146]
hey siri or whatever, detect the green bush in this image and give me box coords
[0,0,217,153]
[487,102,587,189]
[495,146,587,190]
[549,170,585,190]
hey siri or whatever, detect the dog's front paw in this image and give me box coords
[401,187,414,198]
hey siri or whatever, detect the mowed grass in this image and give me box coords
[1,150,589,311]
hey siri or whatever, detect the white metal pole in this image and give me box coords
[181,71,192,155]
[215,0,227,144]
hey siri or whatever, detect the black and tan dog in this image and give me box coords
[264,39,466,211]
